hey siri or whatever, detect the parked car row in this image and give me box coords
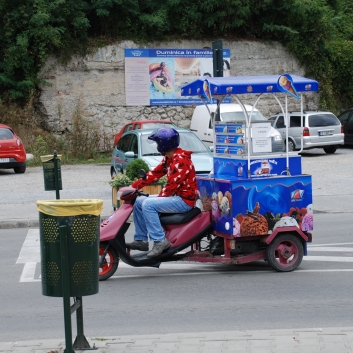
[111,105,350,177]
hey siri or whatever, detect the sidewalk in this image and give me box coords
[0,198,113,229]
[3,327,353,352]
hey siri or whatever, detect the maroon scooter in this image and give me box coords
[99,173,213,281]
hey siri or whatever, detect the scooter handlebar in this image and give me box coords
[136,190,149,197]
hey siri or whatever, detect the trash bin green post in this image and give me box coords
[40,151,62,199]
[37,199,103,352]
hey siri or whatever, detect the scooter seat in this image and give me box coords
[159,207,201,225]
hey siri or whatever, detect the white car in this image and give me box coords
[190,104,284,152]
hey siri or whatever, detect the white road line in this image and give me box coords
[20,262,40,282]
[110,268,353,279]
[17,229,40,283]
[16,228,40,263]
[309,242,353,247]
[304,256,353,262]
[308,247,353,252]
[17,230,353,283]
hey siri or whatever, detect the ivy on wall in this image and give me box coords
[1,0,352,112]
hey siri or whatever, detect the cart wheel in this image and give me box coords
[99,242,119,281]
[266,233,303,272]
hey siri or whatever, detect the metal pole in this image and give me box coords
[53,150,60,200]
[60,225,75,353]
[73,297,92,349]
[212,40,223,122]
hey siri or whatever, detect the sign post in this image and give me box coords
[212,40,224,122]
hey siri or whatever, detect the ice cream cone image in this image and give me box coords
[278,74,299,98]
[279,76,295,95]
[203,80,212,102]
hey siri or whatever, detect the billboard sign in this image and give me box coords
[124,48,231,106]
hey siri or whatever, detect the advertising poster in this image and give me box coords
[125,48,231,106]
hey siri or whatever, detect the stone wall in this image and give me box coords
[38,39,319,149]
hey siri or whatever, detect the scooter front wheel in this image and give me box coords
[99,242,119,281]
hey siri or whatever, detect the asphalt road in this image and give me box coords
[1,146,353,342]
[1,211,353,342]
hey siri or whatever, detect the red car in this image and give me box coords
[113,120,174,146]
[0,124,27,173]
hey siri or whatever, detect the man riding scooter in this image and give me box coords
[126,127,198,257]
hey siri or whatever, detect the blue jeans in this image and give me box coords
[133,196,192,242]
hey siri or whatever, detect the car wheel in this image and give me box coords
[323,145,337,154]
[287,139,295,151]
[111,167,117,178]
[14,165,26,174]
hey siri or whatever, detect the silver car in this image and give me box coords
[268,111,344,154]
[110,127,213,177]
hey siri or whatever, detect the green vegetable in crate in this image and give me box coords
[125,158,150,181]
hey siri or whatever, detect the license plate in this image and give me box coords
[0,158,10,163]
[319,130,333,136]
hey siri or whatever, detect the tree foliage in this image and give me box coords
[1,0,353,111]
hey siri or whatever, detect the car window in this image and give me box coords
[290,116,303,127]
[268,116,277,127]
[309,113,340,127]
[275,116,285,128]
[141,123,174,129]
[130,135,138,154]
[140,131,209,155]
[117,134,133,152]
[141,136,161,156]
[123,124,133,133]
[338,111,351,123]
[221,111,266,122]
[179,132,209,153]
[133,124,140,130]
[0,128,14,140]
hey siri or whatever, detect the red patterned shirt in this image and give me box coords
[131,147,197,207]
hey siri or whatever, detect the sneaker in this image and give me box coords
[147,238,171,258]
[126,240,149,251]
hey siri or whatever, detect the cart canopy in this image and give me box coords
[181,74,319,99]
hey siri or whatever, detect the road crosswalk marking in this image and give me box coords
[17,229,353,282]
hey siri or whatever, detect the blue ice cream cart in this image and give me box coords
[180,74,317,271]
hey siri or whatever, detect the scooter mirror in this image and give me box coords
[140,169,147,180]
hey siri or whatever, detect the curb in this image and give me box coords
[0,214,112,230]
[0,218,40,229]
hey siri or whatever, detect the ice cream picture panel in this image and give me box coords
[196,175,313,237]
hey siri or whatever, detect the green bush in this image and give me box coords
[1,0,353,111]
[125,159,150,181]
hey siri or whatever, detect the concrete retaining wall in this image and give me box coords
[38,39,319,148]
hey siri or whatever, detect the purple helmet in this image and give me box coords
[148,127,180,154]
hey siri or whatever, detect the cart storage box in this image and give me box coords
[196,174,313,237]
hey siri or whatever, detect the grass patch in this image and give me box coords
[0,98,113,166]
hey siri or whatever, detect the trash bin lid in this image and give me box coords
[36,199,104,217]
[40,154,62,162]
